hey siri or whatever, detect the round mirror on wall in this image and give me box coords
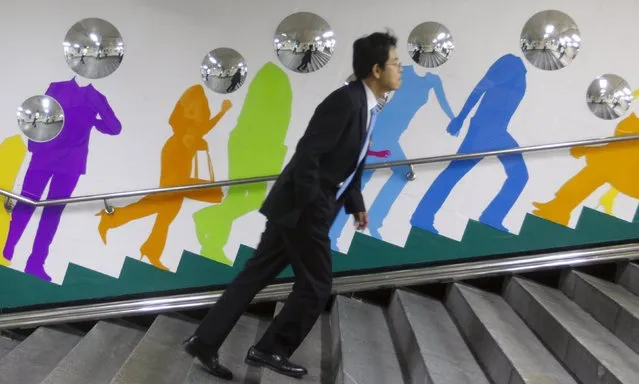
[586,74,633,120]
[274,12,335,73]
[344,74,392,111]
[201,48,247,94]
[17,95,65,142]
[408,22,455,68]
[520,10,581,71]
[63,18,124,79]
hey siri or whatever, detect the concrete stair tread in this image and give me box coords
[575,271,639,316]
[261,303,330,384]
[618,263,639,296]
[513,277,639,382]
[0,326,83,384]
[0,335,19,361]
[41,320,145,384]
[332,296,404,384]
[448,283,577,384]
[562,270,639,355]
[183,314,263,384]
[390,289,489,384]
[110,314,197,384]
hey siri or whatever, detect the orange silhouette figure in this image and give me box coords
[533,112,639,225]
[97,85,231,270]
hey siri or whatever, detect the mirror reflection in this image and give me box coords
[408,22,455,68]
[200,48,247,94]
[63,18,124,79]
[344,74,392,110]
[17,95,65,142]
[520,10,581,71]
[274,12,335,73]
[587,74,633,120]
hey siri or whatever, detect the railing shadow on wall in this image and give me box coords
[2,133,639,210]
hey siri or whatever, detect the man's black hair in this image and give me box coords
[352,30,398,80]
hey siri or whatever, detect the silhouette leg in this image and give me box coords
[367,164,411,238]
[25,172,80,281]
[97,193,167,244]
[532,167,606,226]
[479,153,529,231]
[3,167,51,260]
[139,199,182,270]
[411,158,480,232]
[598,187,620,215]
[194,183,266,265]
[329,169,374,251]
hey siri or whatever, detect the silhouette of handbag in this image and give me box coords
[193,150,215,182]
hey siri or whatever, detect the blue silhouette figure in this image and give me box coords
[410,53,529,233]
[330,65,455,250]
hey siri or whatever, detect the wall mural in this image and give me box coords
[1,6,639,311]
[411,53,529,234]
[97,84,230,271]
[330,65,455,248]
[0,136,26,267]
[193,62,292,265]
[533,111,639,225]
[3,78,121,281]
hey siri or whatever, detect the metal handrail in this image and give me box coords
[2,133,639,208]
[0,241,637,329]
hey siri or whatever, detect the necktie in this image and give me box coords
[336,107,378,199]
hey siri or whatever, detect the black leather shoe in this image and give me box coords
[245,346,308,378]
[183,335,233,380]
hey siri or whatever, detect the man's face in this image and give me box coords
[380,46,402,91]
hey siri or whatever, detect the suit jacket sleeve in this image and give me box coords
[293,91,355,207]
[343,167,365,214]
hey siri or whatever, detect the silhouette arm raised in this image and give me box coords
[201,100,232,135]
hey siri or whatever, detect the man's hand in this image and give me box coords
[354,212,369,230]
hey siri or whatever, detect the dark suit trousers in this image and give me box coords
[194,186,341,357]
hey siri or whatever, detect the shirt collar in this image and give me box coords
[361,80,379,112]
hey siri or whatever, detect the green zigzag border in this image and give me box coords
[1,206,638,310]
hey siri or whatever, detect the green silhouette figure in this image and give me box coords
[193,62,292,265]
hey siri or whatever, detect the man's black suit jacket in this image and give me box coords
[260,80,371,228]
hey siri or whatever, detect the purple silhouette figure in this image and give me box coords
[3,77,122,281]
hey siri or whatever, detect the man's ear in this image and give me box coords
[371,64,382,79]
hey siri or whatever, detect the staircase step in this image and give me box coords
[331,296,404,384]
[261,303,331,383]
[0,326,83,384]
[561,270,639,354]
[387,289,489,384]
[505,277,639,384]
[0,335,19,360]
[445,283,576,384]
[618,263,639,296]
[183,314,264,384]
[41,321,145,384]
[110,314,197,384]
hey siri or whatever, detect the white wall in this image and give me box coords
[0,0,637,285]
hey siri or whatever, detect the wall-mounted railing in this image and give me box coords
[2,134,638,214]
[0,242,637,329]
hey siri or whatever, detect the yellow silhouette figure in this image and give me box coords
[96,85,231,270]
[533,112,639,225]
[0,135,27,267]
[595,88,639,214]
